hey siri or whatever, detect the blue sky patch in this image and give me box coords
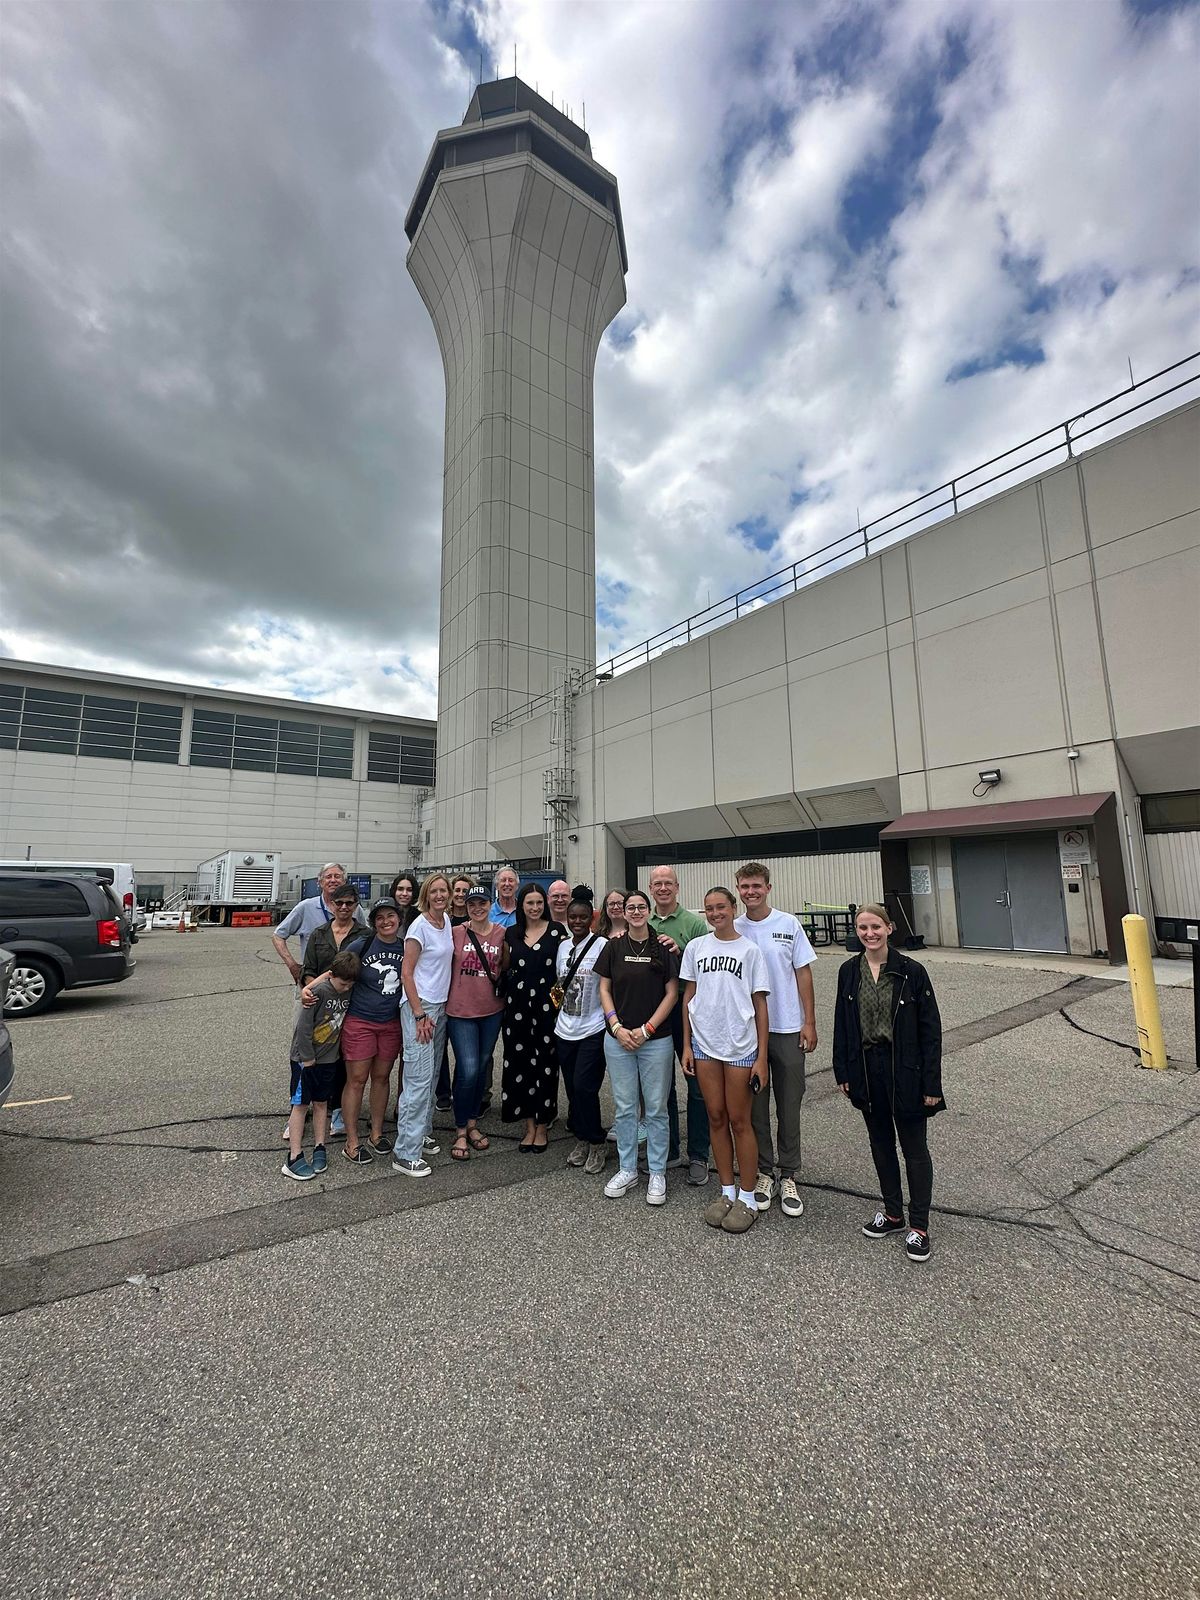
[839,28,969,254]
[947,340,1046,383]
[736,515,779,554]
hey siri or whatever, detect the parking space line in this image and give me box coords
[4,1094,74,1108]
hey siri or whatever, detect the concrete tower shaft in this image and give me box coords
[406,79,627,860]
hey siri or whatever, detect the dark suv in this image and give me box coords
[0,871,136,1017]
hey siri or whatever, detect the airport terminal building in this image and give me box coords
[0,663,437,901]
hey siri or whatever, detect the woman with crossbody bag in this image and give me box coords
[553,891,608,1176]
[444,885,509,1161]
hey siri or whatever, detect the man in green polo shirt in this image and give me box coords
[648,865,711,1186]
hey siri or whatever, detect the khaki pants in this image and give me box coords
[751,1032,806,1178]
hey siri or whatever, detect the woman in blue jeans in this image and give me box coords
[594,890,680,1206]
[445,884,508,1160]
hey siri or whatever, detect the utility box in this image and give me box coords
[193,850,281,923]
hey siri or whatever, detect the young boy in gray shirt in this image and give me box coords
[283,950,360,1182]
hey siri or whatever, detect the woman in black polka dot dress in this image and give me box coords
[502,882,566,1152]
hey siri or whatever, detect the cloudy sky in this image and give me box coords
[2,0,1197,717]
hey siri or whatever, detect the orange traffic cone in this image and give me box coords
[177,912,186,932]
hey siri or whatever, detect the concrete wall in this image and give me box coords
[487,400,1200,933]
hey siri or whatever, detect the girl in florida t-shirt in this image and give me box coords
[680,886,770,1233]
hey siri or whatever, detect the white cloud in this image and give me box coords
[1,0,1197,708]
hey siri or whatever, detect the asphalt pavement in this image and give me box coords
[1,929,1196,1599]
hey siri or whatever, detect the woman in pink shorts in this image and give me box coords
[340,898,407,1165]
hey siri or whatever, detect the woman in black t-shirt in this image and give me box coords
[594,890,679,1204]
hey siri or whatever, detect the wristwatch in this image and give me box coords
[413,1011,428,1022]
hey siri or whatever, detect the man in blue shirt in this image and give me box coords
[272,862,367,983]
[489,865,519,929]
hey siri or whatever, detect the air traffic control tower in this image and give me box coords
[405,78,627,861]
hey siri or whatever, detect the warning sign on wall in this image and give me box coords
[1059,829,1092,868]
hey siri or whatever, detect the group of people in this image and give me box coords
[273,859,944,1258]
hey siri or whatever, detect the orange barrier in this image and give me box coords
[231,911,272,928]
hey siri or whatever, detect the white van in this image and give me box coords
[0,860,140,933]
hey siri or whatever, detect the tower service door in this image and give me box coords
[954,834,1068,953]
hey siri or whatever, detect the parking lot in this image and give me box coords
[1,929,1197,1599]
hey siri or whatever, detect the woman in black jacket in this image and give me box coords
[832,903,944,1263]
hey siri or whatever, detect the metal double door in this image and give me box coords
[954,833,1068,953]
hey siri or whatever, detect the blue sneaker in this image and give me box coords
[282,1154,316,1182]
[636,1121,648,1145]
[311,1145,328,1174]
[329,1109,346,1138]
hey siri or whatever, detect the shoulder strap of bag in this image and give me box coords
[562,933,599,988]
[466,926,502,996]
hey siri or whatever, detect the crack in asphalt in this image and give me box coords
[3,973,1196,1318]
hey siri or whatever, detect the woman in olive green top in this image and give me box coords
[832,903,944,1263]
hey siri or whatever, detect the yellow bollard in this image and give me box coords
[1122,914,1168,1069]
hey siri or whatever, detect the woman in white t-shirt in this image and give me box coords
[392,874,455,1179]
[680,886,770,1235]
[553,893,608,1176]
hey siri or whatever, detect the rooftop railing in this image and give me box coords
[492,350,1200,733]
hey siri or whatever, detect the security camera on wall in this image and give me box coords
[567,833,579,843]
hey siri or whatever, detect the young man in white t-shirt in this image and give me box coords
[734,862,818,1219]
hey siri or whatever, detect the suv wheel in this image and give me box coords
[4,958,61,1017]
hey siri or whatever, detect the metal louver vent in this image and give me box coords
[806,788,886,823]
[231,865,278,898]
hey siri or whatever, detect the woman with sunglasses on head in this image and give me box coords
[502,882,566,1152]
[391,874,455,1179]
[680,887,771,1234]
[594,889,679,1205]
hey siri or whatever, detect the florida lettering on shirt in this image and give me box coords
[693,953,745,978]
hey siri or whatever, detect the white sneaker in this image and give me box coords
[604,1168,639,1198]
[646,1174,667,1206]
[754,1171,776,1209]
[780,1177,804,1217]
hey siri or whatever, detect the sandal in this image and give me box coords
[466,1128,489,1151]
[450,1136,470,1162]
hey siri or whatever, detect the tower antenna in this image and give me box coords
[514,43,517,80]
[478,51,482,88]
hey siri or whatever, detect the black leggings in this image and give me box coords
[556,1030,606,1145]
[861,1047,933,1230]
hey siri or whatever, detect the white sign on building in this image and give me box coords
[1059,829,1092,868]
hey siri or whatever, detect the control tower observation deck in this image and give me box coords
[405,78,627,861]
